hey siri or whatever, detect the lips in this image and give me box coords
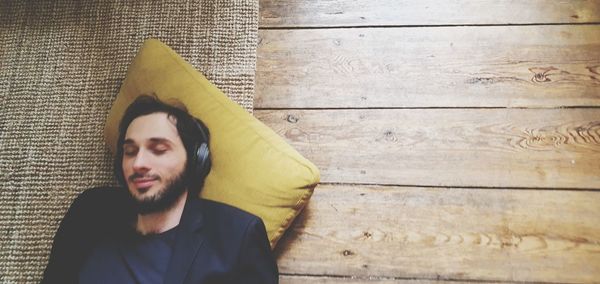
[132,178,158,189]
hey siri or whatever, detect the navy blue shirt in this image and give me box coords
[79,226,178,284]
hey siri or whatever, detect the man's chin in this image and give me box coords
[131,186,155,198]
[133,198,170,215]
[125,172,188,215]
[129,182,156,193]
[129,187,186,215]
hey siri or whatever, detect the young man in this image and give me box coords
[42,95,278,283]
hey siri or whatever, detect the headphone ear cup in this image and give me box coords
[190,118,211,190]
[195,142,210,180]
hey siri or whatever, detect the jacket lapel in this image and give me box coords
[163,197,206,284]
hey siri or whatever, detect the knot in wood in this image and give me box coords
[384,130,398,142]
[533,72,550,83]
[529,66,557,83]
[466,77,496,85]
[342,250,355,256]
[286,114,299,123]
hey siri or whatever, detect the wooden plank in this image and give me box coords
[256,26,600,108]
[255,108,600,189]
[280,275,494,284]
[274,184,600,283]
[280,275,482,283]
[260,0,600,27]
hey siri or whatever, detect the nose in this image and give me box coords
[132,149,151,173]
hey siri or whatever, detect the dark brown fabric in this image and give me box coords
[0,1,258,281]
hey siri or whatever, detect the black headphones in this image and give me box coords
[190,118,211,186]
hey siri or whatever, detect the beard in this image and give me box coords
[127,171,188,215]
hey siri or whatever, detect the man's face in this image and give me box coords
[121,112,188,214]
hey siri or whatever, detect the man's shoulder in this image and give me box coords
[194,198,261,224]
[68,186,132,218]
[188,198,268,250]
[77,186,127,200]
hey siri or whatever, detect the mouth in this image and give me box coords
[132,177,158,190]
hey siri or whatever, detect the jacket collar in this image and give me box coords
[163,196,206,284]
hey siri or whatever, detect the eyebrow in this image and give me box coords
[123,137,174,146]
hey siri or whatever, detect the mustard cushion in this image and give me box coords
[104,39,320,248]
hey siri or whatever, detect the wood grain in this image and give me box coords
[256,25,600,108]
[280,275,481,284]
[260,0,600,27]
[255,108,600,189]
[274,184,600,283]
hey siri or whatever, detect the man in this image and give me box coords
[42,95,278,283]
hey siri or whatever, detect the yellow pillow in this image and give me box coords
[104,39,320,248]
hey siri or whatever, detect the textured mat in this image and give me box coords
[0,1,258,282]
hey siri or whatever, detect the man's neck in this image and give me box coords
[135,191,188,235]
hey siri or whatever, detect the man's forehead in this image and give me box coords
[124,112,180,142]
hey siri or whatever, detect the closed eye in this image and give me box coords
[123,146,137,156]
[150,143,170,155]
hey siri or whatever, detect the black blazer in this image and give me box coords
[42,187,278,284]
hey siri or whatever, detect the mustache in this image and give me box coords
[128,173,160,182]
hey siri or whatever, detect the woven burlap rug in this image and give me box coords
[0,1,258,282]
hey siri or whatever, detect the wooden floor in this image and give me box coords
[255,1,600,283]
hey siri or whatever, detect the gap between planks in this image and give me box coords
[259,22,600,30]
[255,106,600,111]
[316,182,600,193]
[280,273,569,284]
